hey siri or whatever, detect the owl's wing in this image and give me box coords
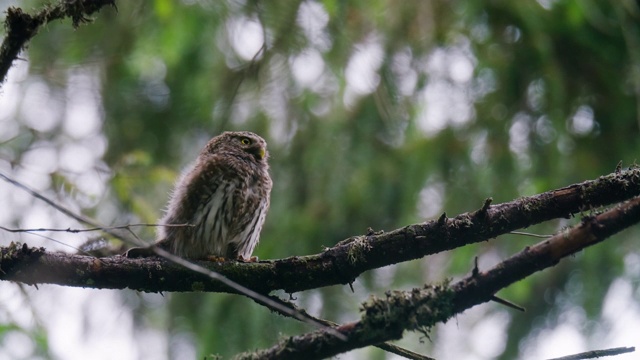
[158,156,238,258]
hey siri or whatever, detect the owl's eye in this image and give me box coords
[240,138,252,145]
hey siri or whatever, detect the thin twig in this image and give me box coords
[0,223,193,234]
[264,294,435,360]
[0,172,144,246]
[21,230,99,259]
[0,171,344,339]
[509,231,552,238]
[151,247,346,340]
[546,346,635,360]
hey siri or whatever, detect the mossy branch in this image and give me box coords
[1,168,639,294]
[233,196,640,359]
[0,0,116,84]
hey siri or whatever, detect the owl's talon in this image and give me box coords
[124,247,154,258]
[206,255,227,262]
[238,256,258,262]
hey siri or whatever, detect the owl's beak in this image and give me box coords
[258,148,266,159]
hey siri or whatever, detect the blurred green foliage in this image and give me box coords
[2,0,640,359]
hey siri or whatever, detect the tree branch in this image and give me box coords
[232,196,640,359]
[0,0,116,85]
[546,346,635,360]
[261,294,435,360]
[1,168,639,293]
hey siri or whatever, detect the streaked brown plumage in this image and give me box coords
[127,131,272,260]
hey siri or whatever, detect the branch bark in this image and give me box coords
[1,168,639,293]
[0,0,116,85]
[232,195,640,359]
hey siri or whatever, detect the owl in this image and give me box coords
[126,131,272,261]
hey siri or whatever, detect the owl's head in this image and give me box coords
[204,131,269,163]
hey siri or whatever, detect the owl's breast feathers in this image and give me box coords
[183,154,270,225]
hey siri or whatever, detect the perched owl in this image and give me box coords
[126,131,272,261]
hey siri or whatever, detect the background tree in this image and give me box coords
[0,1,639,359]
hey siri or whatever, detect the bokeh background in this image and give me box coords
[1,0,640,359]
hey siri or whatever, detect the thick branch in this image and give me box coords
[0,0,115,84]
[1,168,639,293]
[233,196,640,359]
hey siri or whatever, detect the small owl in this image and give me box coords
[127,131,272,261]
